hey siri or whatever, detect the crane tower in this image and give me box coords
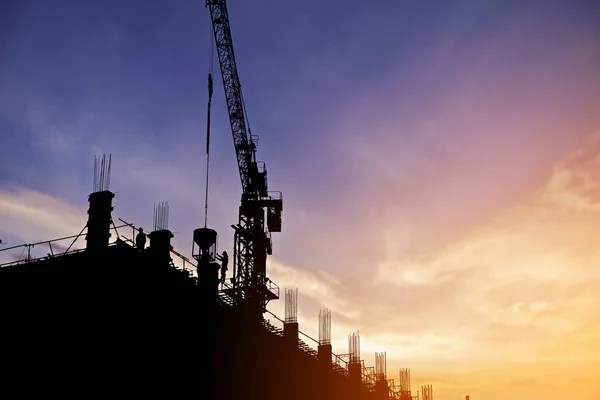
[206,0,283,319]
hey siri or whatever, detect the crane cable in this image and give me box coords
[204,21,215,228]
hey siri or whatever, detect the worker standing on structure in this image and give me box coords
[220,251,228,285]
[135,228,146,250]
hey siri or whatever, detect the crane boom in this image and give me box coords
[207,0,254,193]
[207,0,283,316]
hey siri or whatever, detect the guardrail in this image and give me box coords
[0,218,198,274]
[117,218,197,274]
[1,217,379,388]
[264,309,351,377]
[0,223,132,268]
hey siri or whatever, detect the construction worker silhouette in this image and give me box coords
[220,251,229,285]
[135,228,146,250]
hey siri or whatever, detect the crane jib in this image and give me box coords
[208,1,255,193]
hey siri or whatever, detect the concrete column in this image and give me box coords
[148,230,174,254]
[85,190,114,252]
[375,378,389,400]
[348,361,362,388]
[318,343,332,365]
[283,322,299,348]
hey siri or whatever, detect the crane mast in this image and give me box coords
[207,0,283,315]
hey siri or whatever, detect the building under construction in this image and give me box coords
[1,1,438,399]
[0,163,434,400]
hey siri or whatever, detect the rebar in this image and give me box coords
[319,309,331,345]
[284,288,298,323]
[375,352,387,381]
[93,154,112,193]
[399,368,412,396]
[348,331,360,363]
[153,202,170,231]
[421,384,433,400]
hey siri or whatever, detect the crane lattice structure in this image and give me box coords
[207,0,283,315]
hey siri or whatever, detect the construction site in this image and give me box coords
[1,1,442,399]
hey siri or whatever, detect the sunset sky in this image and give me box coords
[1,0,600,398]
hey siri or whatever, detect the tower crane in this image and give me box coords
[206,0,283,316]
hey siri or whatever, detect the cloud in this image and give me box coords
[0,186,88,264]
[541,132,600,211]
[362,133,600,371]
[0,186,87,243]
[268,258,352,317]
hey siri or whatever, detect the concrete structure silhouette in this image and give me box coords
[0,183,434,399]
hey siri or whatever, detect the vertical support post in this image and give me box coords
[421,384,433,400]
[399,368,412,399]
[149,202,173,265]
[86,190,115,252]
[148,230,174,260]
[375,352,388,399]
[317,309,332,364]
[86,155,114,253]
[283,288,299,347]
[348,331,362,387]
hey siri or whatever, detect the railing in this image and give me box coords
[362,364,377,388]
[388,379,400,399]
[0,218,197,276]
[263,309,354,378]
[333,353,349,374]
[266,191,282,201]
[265,278,279,298]
[262,319,284,337]
[1,217,380,392]
[117,218,197,275]
[0,223,132,268]
[219,291,235,307]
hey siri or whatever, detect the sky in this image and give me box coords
[1,0,600,398]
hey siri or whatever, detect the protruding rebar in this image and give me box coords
[93,154,112,193]
[348,331,360,363]
[399,368,412,395]
[153,202,170,231]
[375,352,387,381]
[421,384,433,400]
[318,309,331,345]
[284,288,298,323]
